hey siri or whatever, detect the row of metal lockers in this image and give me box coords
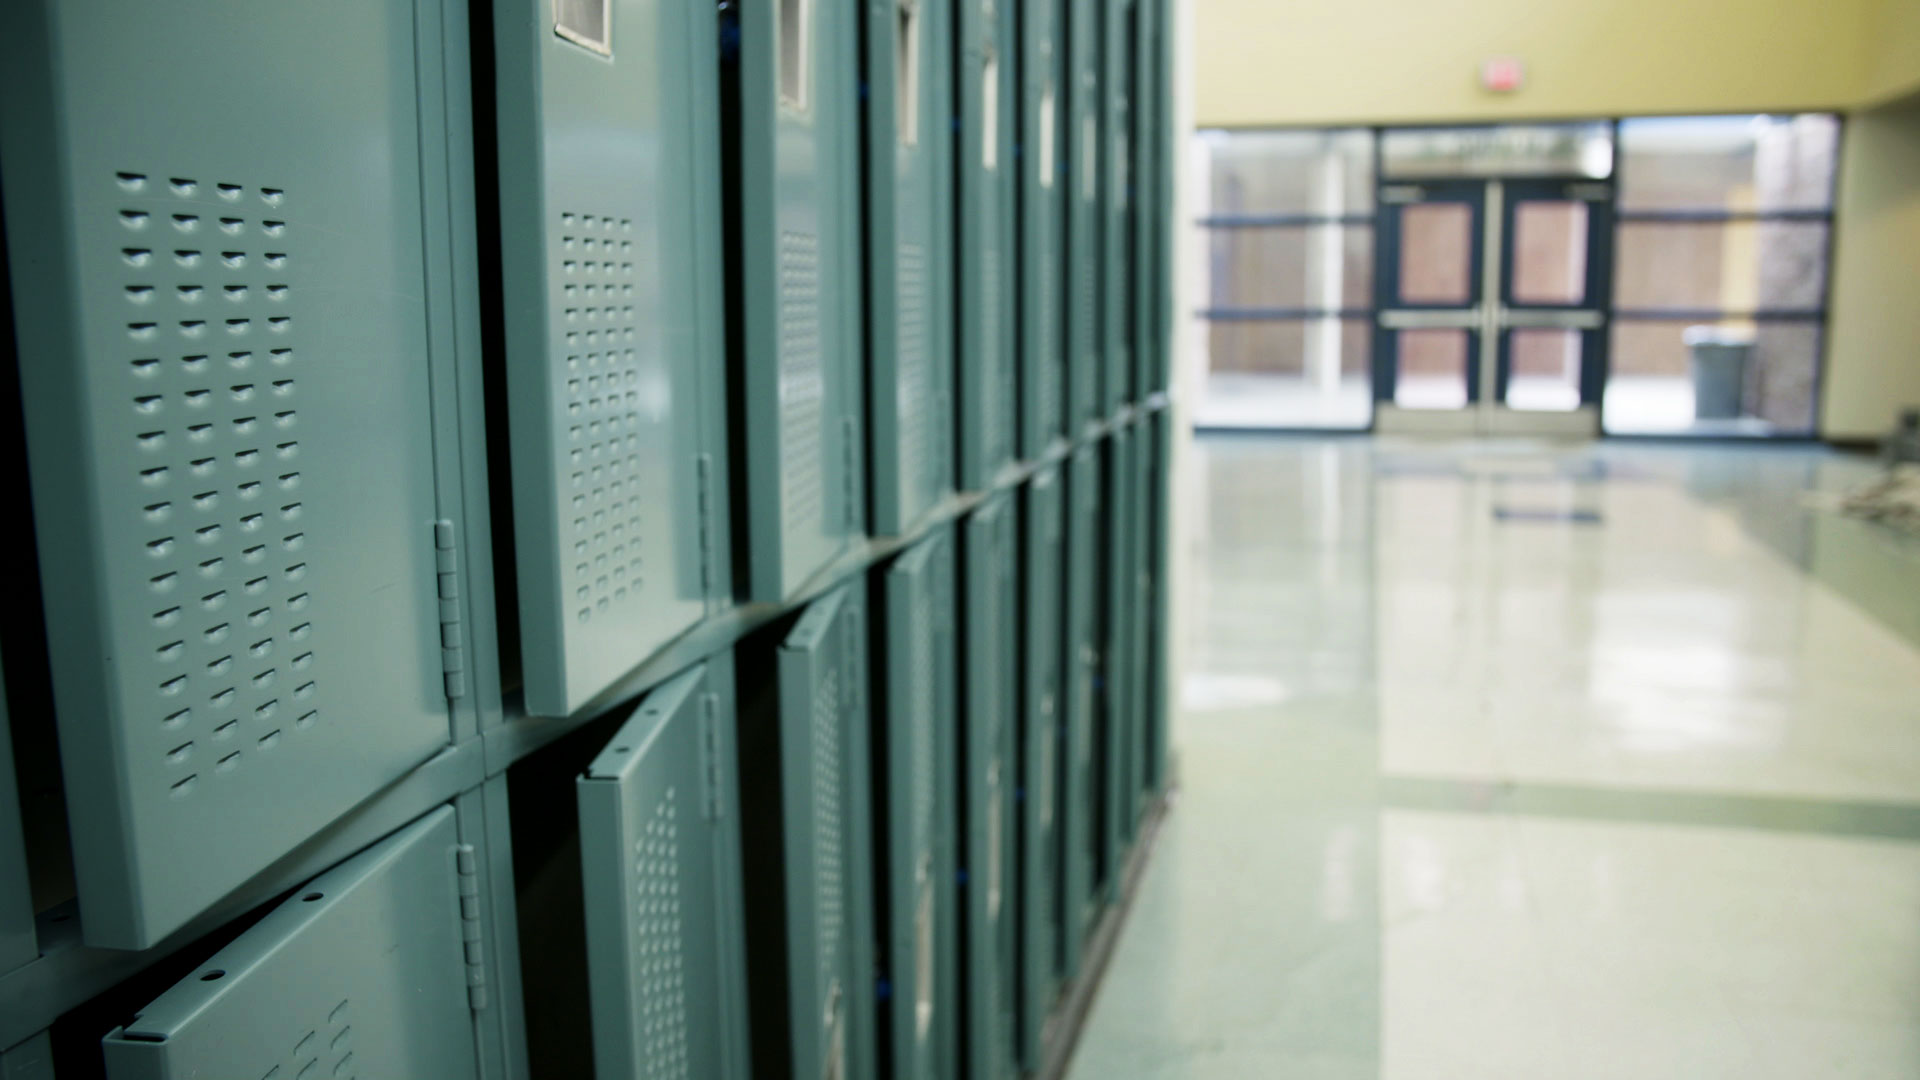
[0,0,1175,1075]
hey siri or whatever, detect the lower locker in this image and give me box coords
[959,499,1018,1080]
[738,583,878,1080]
[2,1033,52,1080]
[871,531,959,1080]
[578,657,750,1079]
[1059,443,1099,973]
[1016,468,1066,1068]
[99,801,507,1080]
[1144,409,1172,794]
[1100,426,1136,895]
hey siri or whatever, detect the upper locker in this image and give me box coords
[0,0,470,949]
[1100,0,1135,414]
[1016,467,1065,1069]
[1063,0,1104,433]
[740,582,878,1080]
[1152,0,1176,395]
[736,0,867,599]
[867,0,956,534]
[955,0,1020,489]
[578,657,750,1079]
[1129,0,1160,400]
[491,0,730,717]
[1017,0,1068,457]
[101,806,493,1079]
[960,496,1019,1080]
[873,529,959,1079]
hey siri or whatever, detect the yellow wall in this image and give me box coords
[1821,97,1920,440]
[1194,0,1877,128]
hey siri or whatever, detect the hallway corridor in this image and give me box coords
[1069,437,1920,1079]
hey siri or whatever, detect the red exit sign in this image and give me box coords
[1482,56,1526,93]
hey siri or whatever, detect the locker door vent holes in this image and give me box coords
[811,665,845,967]
[895,1,921,147]
[555,211,647,625]
[117,170,318,797]
[265,996,353,1079]
[633,788,691,1079]
[778,230,827,546]
[896,242,931,501]
[553,0,612,55]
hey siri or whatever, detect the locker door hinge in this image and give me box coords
[434,520,468,701]
[840,416,861,531]
[695,454,717,595]
[700,692,724,822]
[455,843,488,1011]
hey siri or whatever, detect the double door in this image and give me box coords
[1374,178,1611,435]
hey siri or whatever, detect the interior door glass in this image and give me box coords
[1510,201,1588,305]
[1393,329,1470,409]
[1505,329,1583,411]
[1397,203,1474,304]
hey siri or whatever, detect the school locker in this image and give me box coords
[959,498,1018,1080]
[734,0,868,599]
[1151,0,1176,395]
[0,658,33,978]
[1063,0,1105,431]
[1018,0,1069,457]
[0,0,473,950]
[1144,408,1172,795]
[739,582,878,1080]
[101,804,498,1079]
[1016,467,1065,1068]
[489,0,731,717]
[955,0,1020,489]
[578,656,750,1079]
[1125,418,1153,827]
[873,530,959,1079]
[1,1032,52,1080]
[1100,425,1137,884]
[1099,0,1135,413]
[866,0,956,533]
[1059,443,1100,971]
[1129,0,1160,399]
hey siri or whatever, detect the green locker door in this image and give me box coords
[1100,425,1137,887]
[1150,0,1175,395]
[1126,418,1153,826]
[0,657,32,978]
[737,0,867,599]
[874,529,959,1080]
[956,0,1019,490]
[101,806,483,1078]
[1063,0,1103,433]
[1,1033,52,1080]
[579,657,750,1079]
[867,0,955,533]
[1128,0,1158,400]
[1145,408,1171,795]
[491,0,730,717]
[1059,444,1099,971]
[1015,466,1064,1066]
[1018,0,1067,458]
[960,497,1017,1080]
[0,0,464,950]
[1099,0,1134,413]
[744,582,879,1080]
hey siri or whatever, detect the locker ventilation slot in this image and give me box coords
[265,997,354,1080]
[553,0,612,55]
[811,666,844,967]
[981,244,1006,459]
[896,242,930,497]
[777,231,826,545]
[119,171,316,794]
[556,211,647,624]
[634,790,690,1079]
[779,0,813,112]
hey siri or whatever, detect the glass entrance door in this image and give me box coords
[1375,177,1610,435]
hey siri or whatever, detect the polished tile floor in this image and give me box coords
[1068,436,1920,1080]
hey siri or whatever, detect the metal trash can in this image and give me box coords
[1684,327,1755,420]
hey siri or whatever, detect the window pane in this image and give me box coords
[1618,114,1838,212]
[1605,318,1820,435]
[1505,329,1582,411]
[1198,318,1371,429]
[1614,221,1829,311]
[1200,129,1375,216]
[1205,225,1372,309]
[1393,329,1469,409]
[1510,201,1588,305]
[1398,204,1474,304]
